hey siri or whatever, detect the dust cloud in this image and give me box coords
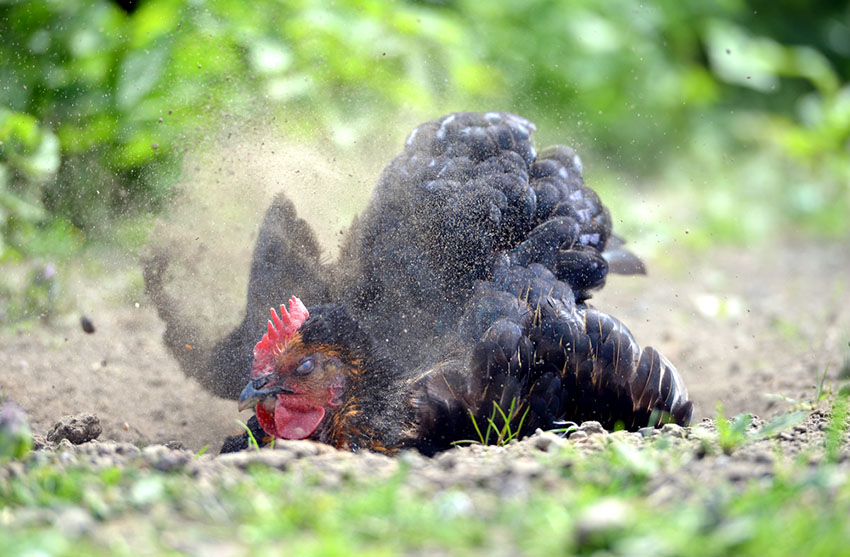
[144,123,395,346]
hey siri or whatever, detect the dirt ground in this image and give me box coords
[2,237,847,453]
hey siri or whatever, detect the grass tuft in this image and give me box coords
[453,399,530,447]
[715,404,753,455]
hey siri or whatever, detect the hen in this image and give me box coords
[144,111,692,454]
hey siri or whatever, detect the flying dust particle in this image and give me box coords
[80,316,95,334]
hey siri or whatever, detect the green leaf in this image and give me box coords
[0,189,46,223]
[116,39,172,110]
[22,128,60,178]
[752,411,807,440]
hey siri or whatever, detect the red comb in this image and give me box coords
[251,296,309,377]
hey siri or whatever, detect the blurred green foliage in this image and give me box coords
[0,399,33,461]
[0,0,848,266]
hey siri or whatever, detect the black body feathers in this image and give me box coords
[407,259,692,454]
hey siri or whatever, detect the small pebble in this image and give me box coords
[569,430,588,442]
[579,421,606,436]
[753,452,774,464]
[661,423,685,438]
[531,431,568,452]
[47,414,102,444]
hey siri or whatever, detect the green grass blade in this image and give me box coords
[468,409,486,445]
[235,419,261,452]
[509,406,531,443]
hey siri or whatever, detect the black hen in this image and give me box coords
[144,111,691,453]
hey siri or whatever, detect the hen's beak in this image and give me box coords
[237,378,294,411]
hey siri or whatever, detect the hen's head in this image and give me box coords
[237,297,367,441]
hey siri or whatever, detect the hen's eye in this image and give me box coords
[294,359,315,375]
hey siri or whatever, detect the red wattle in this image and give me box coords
[255,396,326,441]
[274,403,325,440]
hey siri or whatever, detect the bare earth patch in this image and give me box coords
[1,240,848,456]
